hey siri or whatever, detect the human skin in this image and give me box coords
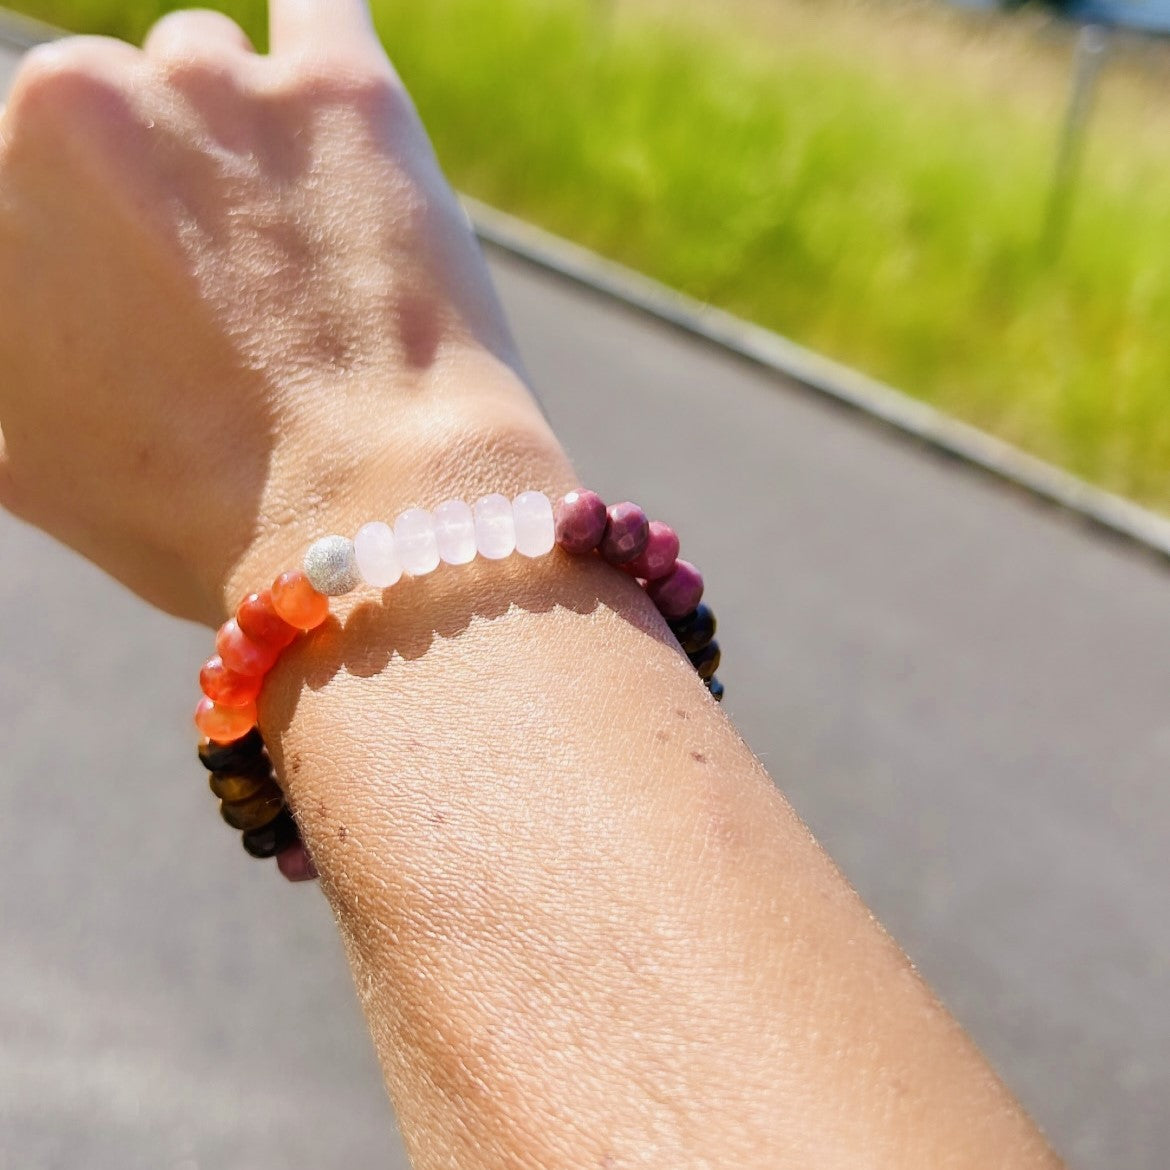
[0,4,1062,1168]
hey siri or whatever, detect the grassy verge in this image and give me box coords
[8,0,1170,509]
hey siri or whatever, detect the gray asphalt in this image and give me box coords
[1,35,1167,1170]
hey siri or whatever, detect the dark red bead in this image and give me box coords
[624,520,679,580]
[646,559,704,619]
[600,502,650,566]
[554,489,608,554]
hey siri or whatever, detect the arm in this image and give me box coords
[0,5,1061,1167]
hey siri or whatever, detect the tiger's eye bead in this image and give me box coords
[646,559,704,619]
[199,655,262,708]
[624,521,679,581]
[688,640,721,681]
[304,535,361,597]
[220,786,285,832]
[668,604,717,654]
[271,571,330,631]
[215,619,280,677]
[554,489,608,554]
[277,840,319,883]
[600,502,650,566]
[707,676,725,702]
[243,809,298,859]
[209,770,271,803]
[237,591,298,650]
[198,727,266,773]
[195,697,257,744]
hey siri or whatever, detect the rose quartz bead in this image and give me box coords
[277,841,319,883]
[200,655,263,708]
[354,521,402,588]
[600,501,650,565]
[271,571,330,631]
[512,491,555,557]
[646,558,704,619]
[236,591,298,650]
[216,619,280,677]
[195,696,257,744]
[474,493,516,560]
[395,507,441,576]
[554,489,608,554]
[623,520,680,580]
[433,499,477,565]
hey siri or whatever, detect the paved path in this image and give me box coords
[1,34,1167,1170]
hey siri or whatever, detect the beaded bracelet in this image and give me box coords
[195,490,723,882]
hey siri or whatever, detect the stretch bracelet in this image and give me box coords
[195,489,724,882]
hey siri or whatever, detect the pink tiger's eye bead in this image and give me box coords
[216,619,280,677]
[600,501,650,566]
[237,591,298,650]
[624,520,680,581]
[195,696,258,744]
[646,559,704,619]
[200,655,263,708]
[554,489,608,554]
[271,571,330,631]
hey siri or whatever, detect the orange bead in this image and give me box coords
[270,570,330,631]
[195,696,257,744]
[237,590,298,650]
[215,619,280,677]
[199,655,263,708]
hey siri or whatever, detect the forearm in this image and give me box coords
[260,423,1059,1170]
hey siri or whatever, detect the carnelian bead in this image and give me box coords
[199,655,263,707]
[237,590,298,650]
[195,697,257,744]
[215,619,280,677]
[270,570,330,631]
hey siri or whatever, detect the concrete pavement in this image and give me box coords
[1,31,1167,1170]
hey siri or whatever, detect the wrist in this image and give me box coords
[219,368,576,623]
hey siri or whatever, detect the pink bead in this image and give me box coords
[624,520,680,581]
[554,489,608,554]
[194,696,257,744]
[215,619,280,678]
[600,502,650,566]
[277,841,319,883]
[646,559,704,619]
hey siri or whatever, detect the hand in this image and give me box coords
[0,2,570,625]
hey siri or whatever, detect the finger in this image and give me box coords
[143,9,256,59]
[267,0,378,56]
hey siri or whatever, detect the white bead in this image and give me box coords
[354,521,402,588]
[512,491,555,558]
[474,493,516,560]
[433,498,477,565]
[395,507,440,576]
[303,535,360,596]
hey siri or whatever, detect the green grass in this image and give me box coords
[11,0,1170,508]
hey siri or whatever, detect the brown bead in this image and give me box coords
[198,728,266,773]
[688,640,721,681]
[220,785,285,832]
[243,810,298,859]
[209,770,271,803]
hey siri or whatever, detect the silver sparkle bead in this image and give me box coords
[303,535,361,597]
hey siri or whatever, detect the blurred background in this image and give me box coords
[10,0,1170,509]
[2,3,1170,1169]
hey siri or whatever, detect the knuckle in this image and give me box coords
[7,38,137,128]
